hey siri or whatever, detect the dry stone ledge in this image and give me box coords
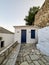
[2,43,21,65]
[0,41,20,65]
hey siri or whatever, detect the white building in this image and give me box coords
[14,26,38,44]
[0,27,14,48]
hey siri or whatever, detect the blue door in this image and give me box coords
[21,30,26,43]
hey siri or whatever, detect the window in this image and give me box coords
[31,30,35,39]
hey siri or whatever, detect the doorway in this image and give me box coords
[1,41,4,48]
[21,30,26,43]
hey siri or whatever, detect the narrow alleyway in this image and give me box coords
[16,43,49,65]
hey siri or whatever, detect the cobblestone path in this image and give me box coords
[16,43,49,65]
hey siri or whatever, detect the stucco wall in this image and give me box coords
[14,27,38,43]
[0,33,14,47]
[37,26,49,56]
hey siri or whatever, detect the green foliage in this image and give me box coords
[24,6,40,25]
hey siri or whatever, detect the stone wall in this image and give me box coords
[0,41,18,64]
[34,0,49,27]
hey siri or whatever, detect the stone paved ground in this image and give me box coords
[16,43,49,65]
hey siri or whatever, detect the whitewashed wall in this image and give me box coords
[37,26,49,56]
[0,33,14,47]
[14,27,38,43]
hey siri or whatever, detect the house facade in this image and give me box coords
[0,27,14,48]
[14,26,38,44]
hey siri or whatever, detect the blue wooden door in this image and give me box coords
[21,30,26,43]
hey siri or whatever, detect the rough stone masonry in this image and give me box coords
[34,0,49,27]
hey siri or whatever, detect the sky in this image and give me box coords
[0,0,45,32]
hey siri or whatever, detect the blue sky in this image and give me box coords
[0,0,45,32]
